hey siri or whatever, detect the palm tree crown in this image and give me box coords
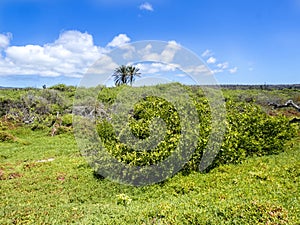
[113,65,141,86]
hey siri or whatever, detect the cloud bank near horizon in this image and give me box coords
[0,31,132,78]
[0,30,237,79]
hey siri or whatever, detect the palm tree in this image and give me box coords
[127,65,141,86]
[112,65,141,86]
[113,65,128,86]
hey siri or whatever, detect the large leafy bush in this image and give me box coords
[95,85,297,175]
[187,99,296,173]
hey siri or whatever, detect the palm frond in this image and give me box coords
[112,65,141,86]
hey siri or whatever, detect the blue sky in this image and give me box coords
[0,0,299,87]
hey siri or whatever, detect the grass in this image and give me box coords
[0,127,299,224]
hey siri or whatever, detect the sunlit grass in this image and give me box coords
[0,128,299,224]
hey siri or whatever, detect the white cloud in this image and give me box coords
[212,69,224,74]
[201,49,213,58]
[106,34,131,48]
[138,43,153,57]
[0,32,238,80]
[0,33,183,79]
[55,30,96,53]
[135,62,177,75]
[201,49,238,76]
[161,41,181,62]
[6,45,57,66]
[0,33,12,49]
[121,45,136,60]
[140,40,181,63]
[152,62,177,72]
[184,65,210,75]
[209,62,230,74]
[139,44,161,61]
[0,30,122,77]
[139,2,154,11]
[207,57,216,64]
[217,62,229,69]
[88,55,118,75]
[229,67,238,74]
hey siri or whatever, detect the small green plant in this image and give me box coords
[0,131,16,142]
[61,114,73,127]
[116,193,132,206]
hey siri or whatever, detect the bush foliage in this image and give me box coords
[95,85,298,175]
[0,84,299,223]
[0,84,298,173]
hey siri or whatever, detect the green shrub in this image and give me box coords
[56,126,73,135]
[61,114,73,127]
[95,85,297,176]
[49,83,69,92]
[0,131,16,142]
[97,85,125,105]
[206,100,296,170]
[30,123,49,131]
[97,95,181,166]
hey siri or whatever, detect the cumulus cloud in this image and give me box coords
[0,31,238,80]
[139,2,154,11]
[0,31,183,79]
[207,57,216,64]
[217,62,229,70]
[140,40,181,63]
[201,49,238,76]
[208,62,229,74]
[120,45,136,60]
[106,34,131,48]
[0,33,12,49]
[184,65,210,75]
[87,55,118,76]
[212,69,224,74]
[229,67,238,74]
[161,41,181,62]
[135,62,177,75]
[0,30,133,77]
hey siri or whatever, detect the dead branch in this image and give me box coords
[268,100,300,112]
[72,105,109,119]
[268,100,300,123]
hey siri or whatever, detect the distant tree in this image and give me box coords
[113,65,128,86]
[42,84,47,89]
[127,65,141,86]
[112,65,141,86]
[50,84,65,91]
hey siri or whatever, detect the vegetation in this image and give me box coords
[96,85,297,176]
[0,84,299,224]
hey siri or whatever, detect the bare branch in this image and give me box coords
[290,118,300,123]
[268,100,300,112]
[268,100,300,123]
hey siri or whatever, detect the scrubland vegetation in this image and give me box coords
[0,84,299,224]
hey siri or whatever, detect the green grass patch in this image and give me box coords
[0,128,299,224]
